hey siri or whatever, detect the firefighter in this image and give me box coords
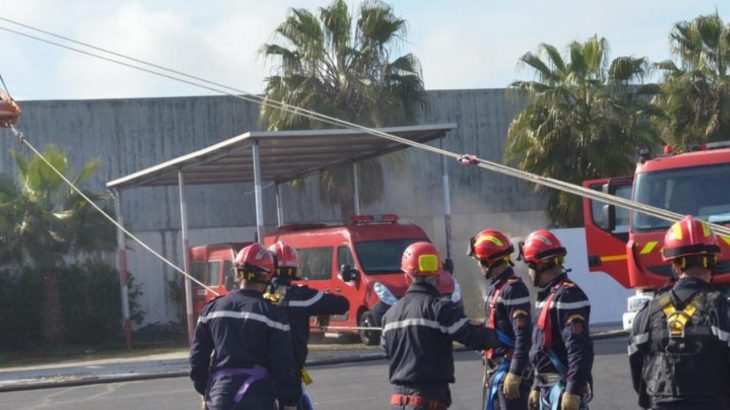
[520,230,593,410]
[266,241,350,410]
[628,215,730,410]
[189,243,301,410]
[468,229,532,410]
[382,241,498,410]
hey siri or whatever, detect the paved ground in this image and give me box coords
[0,337,640,410]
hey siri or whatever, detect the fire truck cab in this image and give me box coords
[190,215,461,344]
[583,142,730,329]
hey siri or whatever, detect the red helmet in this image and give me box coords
[235,243,275,283]
[661,215,720,262]
[268,241,300,279]
[520,230,567,268]
[401,242,442,277]
[468,229,514,266]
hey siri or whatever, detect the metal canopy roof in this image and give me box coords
[106,123,457,189]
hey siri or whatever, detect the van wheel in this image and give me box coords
[358,311,379,346]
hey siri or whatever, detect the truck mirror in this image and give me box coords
[339,264,358,282]
[602,204,616,232]
[443,258,454,273]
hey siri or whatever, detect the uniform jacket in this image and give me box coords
[529,273,593,396]
[628,277,730,409]
[485,267,532,375]
[189,289,301,406]
[278,284,350,369]
[381,281,496,386]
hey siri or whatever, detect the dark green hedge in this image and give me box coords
[0,261,143,349]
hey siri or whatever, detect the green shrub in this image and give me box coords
[0,262,144,349]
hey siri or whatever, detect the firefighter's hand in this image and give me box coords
[502,372,521,399]
[560,392,581,410]
[528,389,539,410]
[200,396,206,410]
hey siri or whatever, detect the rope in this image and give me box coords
[7,125,220,295]
[2,18,727,237]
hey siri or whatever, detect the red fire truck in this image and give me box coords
[583,142,730,329]
[190,215,461,344]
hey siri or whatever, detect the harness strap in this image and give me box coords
[390,394,448,410]
[486,280,516,359]
[537,282,566,350]
[660,293,701,338]
[208,365,269,404]
[485,359,510,410]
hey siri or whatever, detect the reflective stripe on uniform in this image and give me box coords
[289,291,324,307]
[382,317,470,335]
[535,300,591,310]
[711,325,730,347]
[198,310,291,331]
[495,296,531,306]
[628,332,649,355]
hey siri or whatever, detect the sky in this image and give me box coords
[1,0,728,101]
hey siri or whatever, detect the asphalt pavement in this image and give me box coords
[0,337,640,410]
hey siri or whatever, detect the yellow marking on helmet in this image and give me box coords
[418,254,439,273]
[475,235,503,247]
[640,241,658,255]
[722,236,730,246]
[672,223,683,240]
[701,221,712,238]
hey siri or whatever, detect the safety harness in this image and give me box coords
[206,366,269,405]
[390,394,448,410]
[535,281,588,410]
[484,277,518,410]
[658,293,700,338]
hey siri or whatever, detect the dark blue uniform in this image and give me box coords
[277,285,350,370]
[628,277,730,409]
[484,268,532,410]
[382,281,497,409]
[529,274,593,409]
[273,284,349,409]
[189,289,301,409]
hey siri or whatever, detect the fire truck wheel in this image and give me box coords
[358,310,379,345]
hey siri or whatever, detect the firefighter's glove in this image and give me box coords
[528,389,539,410]
[560,392,581,410]
[502,372,521,399]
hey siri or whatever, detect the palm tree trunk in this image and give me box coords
[41,270,66,344]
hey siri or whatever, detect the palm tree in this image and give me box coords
[260,0,425,212]
[653,13,730,149]
[0,146,116,344]
[506,36,661,227]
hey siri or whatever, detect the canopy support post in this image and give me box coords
[112,189,132,349]
[352,162,361,215]
[178,171,194,346]
[252,139,265,243]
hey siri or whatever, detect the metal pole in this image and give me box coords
[440,139,453,262]
[252,139,265,243]
[178,171,194,347]
[112,189,132,349]
[275,182,284,227]
[352,162,361,215]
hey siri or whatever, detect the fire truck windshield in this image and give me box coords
[355,238,428,274]
[632,162,730,232]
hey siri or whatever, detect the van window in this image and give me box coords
[298,247,333,281]
[337,246,355,270]
[355,238,426,275]
[208,261,222,286]
[190,262,206,285]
